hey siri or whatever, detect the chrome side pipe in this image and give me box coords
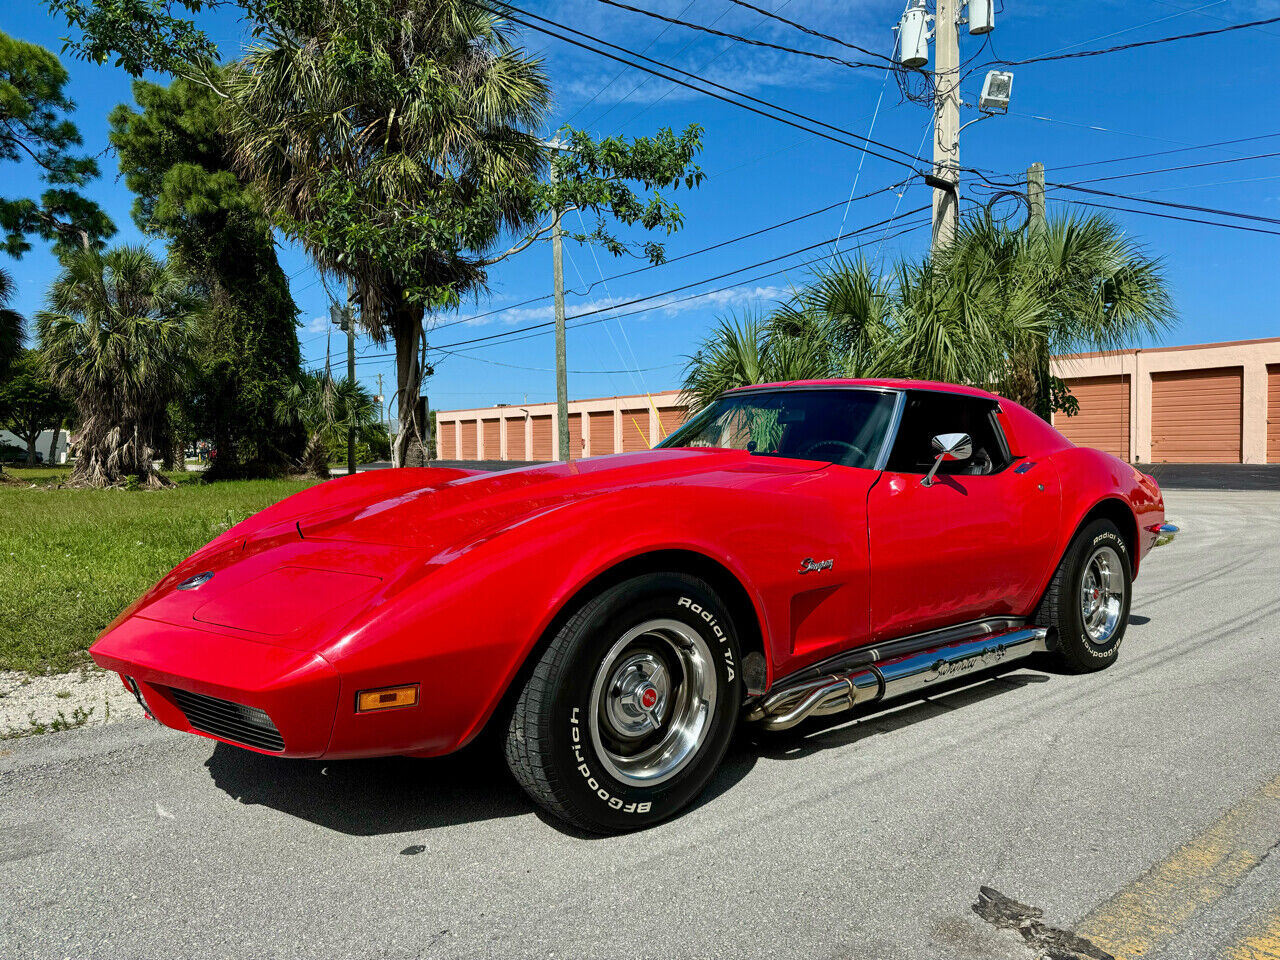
[747,625,1049,732]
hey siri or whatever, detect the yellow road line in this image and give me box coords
[1223,906,1280,960]
[1075,772,1280,959]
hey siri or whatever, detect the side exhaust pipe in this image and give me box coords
[747,625,1048,732]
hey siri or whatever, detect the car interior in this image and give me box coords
[884,391,1013,476]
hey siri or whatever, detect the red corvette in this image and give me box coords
[92,379,1175,832]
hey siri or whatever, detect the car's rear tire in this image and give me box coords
[1034,519,1132,673]
[504,572,742,833]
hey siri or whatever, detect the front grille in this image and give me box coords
[168,688,285,752]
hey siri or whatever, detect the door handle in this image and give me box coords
[1014,460,1037,474]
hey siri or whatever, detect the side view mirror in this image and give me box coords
[921,432,973,486]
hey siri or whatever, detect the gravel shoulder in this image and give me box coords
[0,667,139,738]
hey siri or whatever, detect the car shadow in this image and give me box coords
[204,666,1051,838]
[205,738,533,835]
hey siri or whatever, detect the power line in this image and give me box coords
[477,0,929,170]
[719,0,898,65]
[1046,182,1280,227]
[354,212,929,364]
[1052,132,1280,172]
[611,0,794,132]
[563,0,698,126]
[1063,150,1280,185]
[432,182,907,334]
[586,0,886,71]
[433,346,681,374]
[1047,196,1280,238]
[984,13,1280,67]
[439,219,931,355]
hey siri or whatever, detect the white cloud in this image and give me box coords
[443,282,787,329]
[307,315,329,333]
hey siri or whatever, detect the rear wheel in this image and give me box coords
[504,572,741,833]
[1035,519,1132,672]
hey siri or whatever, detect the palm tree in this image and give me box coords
[275,371,378,479]
[683,211,1172,419]
[0,266,22,379]
[221,0,550,466]
[934,211,1173,418]
[0,266,23,479]
[36,245,198,488]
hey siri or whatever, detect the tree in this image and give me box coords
[109,74,304,478]
[219,0,703,466]
[36,245,199,488]
[0,349,70,464]
[935,211,1173,419]
[0,265,21,378]
[683,212,1172,418]
[275,371,377,478]
[0,30,114,256]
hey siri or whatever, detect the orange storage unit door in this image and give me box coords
[481,418,499,460]
[438,420,457,460]
[588,410,615,456]
[504,416,526,460]
[531,414,553,461]
[1269,364,1280,464]
[657,405,688,442]
[620,409,650,452]
[1151,367,1243,463]
[1055,375,1130,461]
[567,413,584,459]
[459,420,478,460]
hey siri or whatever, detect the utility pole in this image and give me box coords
[896,0,1008,253]
[931,0,960,252]
[375,372,384,433]
[545,139,572,462]
[1027,162,1045,231]
[346,280,356,477]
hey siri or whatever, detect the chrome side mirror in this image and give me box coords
[921,432,973,486]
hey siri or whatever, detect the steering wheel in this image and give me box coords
[797,439,865,465]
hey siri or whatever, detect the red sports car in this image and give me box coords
[92,379,1176,832]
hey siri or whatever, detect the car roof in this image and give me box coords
[724,378,1000,401]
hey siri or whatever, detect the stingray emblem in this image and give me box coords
[177,571,215,591]
[798,557,834,575]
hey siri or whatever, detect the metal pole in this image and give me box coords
[1027,161,1045,231]
[346,280,356,476]
[932,0,960,252]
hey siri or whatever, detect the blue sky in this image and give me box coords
[4,0,1279,414]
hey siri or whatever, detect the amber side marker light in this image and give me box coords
[356,684,419,713]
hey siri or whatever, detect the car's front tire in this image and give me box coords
[1035,519,1132,673]
[504,572,742,833]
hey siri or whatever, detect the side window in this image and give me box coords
[885,391,1013,476]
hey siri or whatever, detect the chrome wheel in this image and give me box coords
[1080,545,1125,644]
[588,618,717,788]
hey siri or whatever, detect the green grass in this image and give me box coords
[0,470,319,674]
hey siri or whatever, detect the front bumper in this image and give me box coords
[90,616,339,757]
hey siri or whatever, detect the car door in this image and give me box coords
[866,390,1061,641]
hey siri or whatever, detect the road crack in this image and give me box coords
[973,886,1115,960]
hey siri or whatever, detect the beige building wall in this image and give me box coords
[435,390,686,461]
[1052,338,1280,464]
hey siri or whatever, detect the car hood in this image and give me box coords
[109,449,819,649]
[298,448,820,553]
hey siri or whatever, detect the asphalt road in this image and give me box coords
[3,490,1280,960]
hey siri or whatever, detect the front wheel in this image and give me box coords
[1034,519,1132,672]
[504,572,742,832]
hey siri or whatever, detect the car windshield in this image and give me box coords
[657,388,898,468]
